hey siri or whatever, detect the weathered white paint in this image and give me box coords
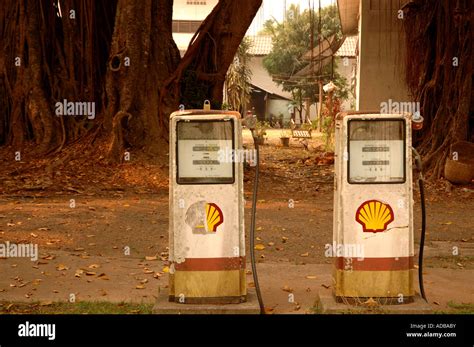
[169,111,245,267]
[333,113,414,264]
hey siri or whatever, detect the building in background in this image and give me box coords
[247,36,292,124]
[337,0,410,110]
[172,0,218,55]
[334,35,357,110]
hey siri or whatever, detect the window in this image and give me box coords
[172,20,202,33]
[176,119,235,184]
[348,119,406,184]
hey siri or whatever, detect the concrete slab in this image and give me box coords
[153,287,261,314]
[314,291,433,314]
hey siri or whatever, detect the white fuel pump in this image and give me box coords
[333,111,426,304]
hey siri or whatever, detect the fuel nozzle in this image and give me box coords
[244,110,257,136]
[411,146,423,174]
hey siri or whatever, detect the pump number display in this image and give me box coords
[348,119,405,184]
[177,119,234,184]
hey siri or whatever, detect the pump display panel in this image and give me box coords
[348,119,405,184]
[176,119,234,184]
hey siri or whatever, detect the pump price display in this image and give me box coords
[348,119,405,183]
[177,119,234,184]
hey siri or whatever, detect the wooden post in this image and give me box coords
[318,81,323,131]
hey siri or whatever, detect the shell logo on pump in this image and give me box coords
[355,200,394,233]
[205,203,224,232]
[185,201,224,234]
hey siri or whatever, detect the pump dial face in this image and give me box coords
[177,119,234,184]
[348,119,405,184]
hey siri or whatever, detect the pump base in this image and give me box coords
[153,287,260,314]
[315,291,432,314]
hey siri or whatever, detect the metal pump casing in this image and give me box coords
[333,112,415,303]
[168,109,246,304]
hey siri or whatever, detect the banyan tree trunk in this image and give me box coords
[402,0,473,179]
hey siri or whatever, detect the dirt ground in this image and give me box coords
[0,129,473,313]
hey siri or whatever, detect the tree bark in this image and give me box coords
[402,0,473,178]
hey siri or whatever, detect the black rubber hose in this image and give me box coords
[412,147,427,301]
[249,133,264,313]
[418,175,427,301]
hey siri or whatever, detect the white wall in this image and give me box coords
[173,0,218,20]
[336,56,357,111]
[268,99,291,123]
[172,0,218,51]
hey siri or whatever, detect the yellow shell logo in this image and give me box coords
[205,203,224,232]
[355,200,394,233]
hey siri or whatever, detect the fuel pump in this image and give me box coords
[166,104,263,312]
[168,107,246,304]
[333,111,427,304]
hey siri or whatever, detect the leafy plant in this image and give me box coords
[224,37,253,114]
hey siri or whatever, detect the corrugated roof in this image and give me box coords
[249,57,292,100]
[335,35,357,57]
[247,35,273,56]
[337,0,359,35]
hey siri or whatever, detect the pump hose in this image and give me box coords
[249,133,265,313]
[412,147,427,301]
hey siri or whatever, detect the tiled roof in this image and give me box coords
[335,35,357,57]
[247,35,273,56]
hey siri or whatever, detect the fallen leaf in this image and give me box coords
[300,252,309,257]
[254,244,265,251]
[363,297,378,307]
[98,273,109,280]
[162,266,170,273]
[39,301,53,306]
[439,221,453,225]
[88,264,100,269]
[38,227,49,231]
[75,269,83,278]
[305,275,317,279]
[321,284,330,289]
[135,285,145,289]
[433,301,440,305]
[281,285,293,293]
[56,264,68,271]
[264,307,275,314]
[85,271,96,276]
[145,256,158,261]
[30,233,38,238]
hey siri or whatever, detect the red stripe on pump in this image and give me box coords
[335,256,415,271]
[173,257,245,271]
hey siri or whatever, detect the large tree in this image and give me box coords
[402,0,473,178]
[0,0,262,162]
[262,4,347,101]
